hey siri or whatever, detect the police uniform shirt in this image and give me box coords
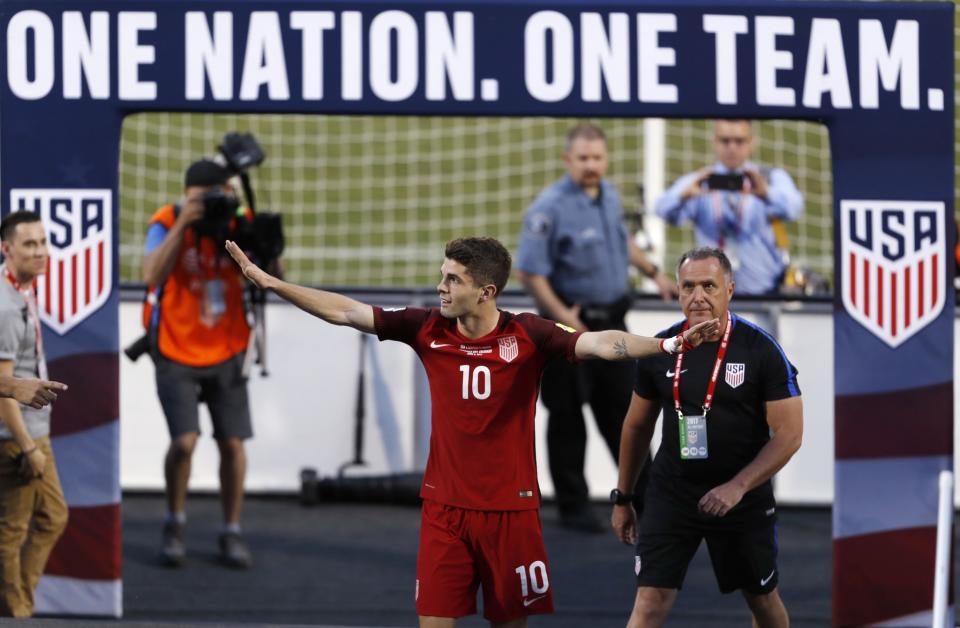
[0,275,51,440]
[634,314,800,527]
[516,176,630,306]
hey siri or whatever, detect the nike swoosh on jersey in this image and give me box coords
[430,340,453,349]
[522,594,547,607]
[665,369,688,377]
[760,569,776,586]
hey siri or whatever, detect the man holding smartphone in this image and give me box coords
[654,120,804,295]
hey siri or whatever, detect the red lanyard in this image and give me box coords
[3,266,46,377]
[710,176,751,248]
[672,311,732,417]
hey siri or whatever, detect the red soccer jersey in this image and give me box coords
[374,307,581,511]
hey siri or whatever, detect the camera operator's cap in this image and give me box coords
[184,159,232,188]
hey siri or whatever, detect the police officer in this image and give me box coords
[516,123,675,532]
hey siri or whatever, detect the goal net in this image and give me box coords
[119,114,839,290]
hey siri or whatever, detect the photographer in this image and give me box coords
[142,159,259,569]
[654,120,804,295]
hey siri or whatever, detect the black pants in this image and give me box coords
[542,357,632,514]
[541,312,647,514]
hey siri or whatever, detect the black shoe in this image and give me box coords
[219,532,253,569]
[159,522,185,567]
[558,509,604,534]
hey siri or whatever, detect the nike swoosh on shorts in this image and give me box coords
[760,569,776,587]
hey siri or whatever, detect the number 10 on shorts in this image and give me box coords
[515,561,549,597]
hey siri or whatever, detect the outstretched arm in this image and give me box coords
[0,376,67,409]
[574,318,719,360]
[226,240,375,333]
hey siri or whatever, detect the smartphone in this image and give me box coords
[706,173,745,191]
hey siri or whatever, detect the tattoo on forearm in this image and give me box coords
[613,338,629,358]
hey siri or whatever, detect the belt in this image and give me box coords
[557,295,631,331]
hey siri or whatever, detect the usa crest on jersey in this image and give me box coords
[725,363,745,388]
[498,336,518,362]
[10,189,112,335]
[840,200,946,349]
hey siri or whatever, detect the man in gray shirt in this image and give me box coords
[0,211,68,617]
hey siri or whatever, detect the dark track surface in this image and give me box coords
[34,495,833,626]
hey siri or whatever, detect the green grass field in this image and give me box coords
[118,116,835,289]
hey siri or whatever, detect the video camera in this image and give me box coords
[194,188,241,239]
[202,188,240,223]
[192,132,285,268]
[125,132,283,366]
[220,131,266,173]
[222,133,284,268]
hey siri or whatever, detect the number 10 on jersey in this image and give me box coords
[459,365,491,400]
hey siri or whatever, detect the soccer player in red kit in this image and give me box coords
[224,237,717,627]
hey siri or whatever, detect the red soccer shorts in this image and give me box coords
[416,499,554,622]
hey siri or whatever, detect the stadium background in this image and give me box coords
[118,115,836,289]
[116,8,959,290]
[1,0,942,624]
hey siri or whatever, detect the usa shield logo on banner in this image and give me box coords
[840,200,946,348]
[725,363,745,388]
[10,189,112,335]
[498,336,518,362]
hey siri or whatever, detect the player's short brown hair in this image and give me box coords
[444,237,512,295]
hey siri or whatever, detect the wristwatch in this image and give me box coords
[610,488,634,506]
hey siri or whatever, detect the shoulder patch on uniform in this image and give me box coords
[524,212,551,237]
[555,322,576,333]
